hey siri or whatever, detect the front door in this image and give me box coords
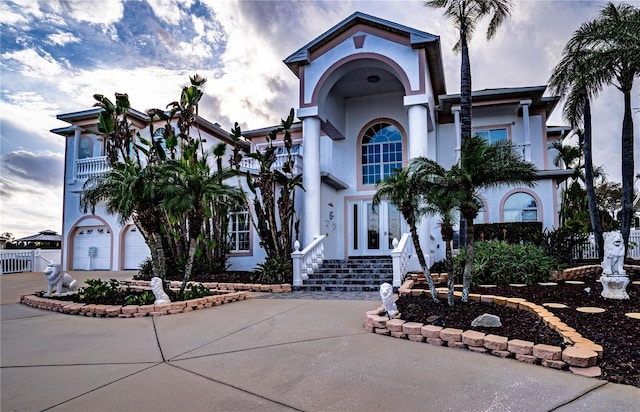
[347,199,402,257]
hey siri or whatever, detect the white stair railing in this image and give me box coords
[291,235,326,286]
[391,233,413,287]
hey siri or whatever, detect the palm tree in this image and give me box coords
[82,161,169,280]
[410,157,461,306]
[551,132,607,232]
[162,141,244,295]
[426,0,513,246]
[374,168,439,302]
[451,135,538,301]
[551,2,640,252]
[85,94,173,280]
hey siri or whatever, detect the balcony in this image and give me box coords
[75,156,110,180]
[239,153,303,175]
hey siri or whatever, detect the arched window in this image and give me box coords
[361,122,403,185]
[504,192,538,222]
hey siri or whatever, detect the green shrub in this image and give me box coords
[124,290,156,305]
[454,241,557,285]
[134,257,154,280]
[253,256,292,284]
[180,283,211,300]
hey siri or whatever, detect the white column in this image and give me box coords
[403,98,432,266]
[71,126,82,182]
[298,107,322,247]
[452,105,461,161]
[403,95,430,159]
[520,100,532,161]
[407,104,429,159]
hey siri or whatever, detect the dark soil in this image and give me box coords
[399,273,640,387]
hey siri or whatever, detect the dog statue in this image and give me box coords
[43,264,80,296]
[601,231,626,275]
[379,282,400,319]
[150,277,171,304]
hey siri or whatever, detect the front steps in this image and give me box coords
[296,257,393,292]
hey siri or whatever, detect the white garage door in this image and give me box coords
[73,226,111,270]
[123,226,150,270]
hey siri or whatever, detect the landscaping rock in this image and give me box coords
[471,313,502,327]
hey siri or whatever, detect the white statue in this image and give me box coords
[599,231,629,299]
[379,282,399,319]
[150,277,171,304]
[601,231,626,275]
[43,264,79,296]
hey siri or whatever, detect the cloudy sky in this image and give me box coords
[1,0,638,239]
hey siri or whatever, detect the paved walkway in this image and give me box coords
[1,271,638,411]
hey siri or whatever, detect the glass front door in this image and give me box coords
[348,199,403,256]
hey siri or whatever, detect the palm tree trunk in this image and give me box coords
[462,217,475,302]
[583,98,604,259]
[180,236,198,295]
[620,88,634,251]
[180,213,203,295]
[442,229,455,306]
[409,223,438,302]
[133,215,167,280]
[458,33,472,248]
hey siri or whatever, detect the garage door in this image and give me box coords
[123,226,150,270]
[73,226,111,270]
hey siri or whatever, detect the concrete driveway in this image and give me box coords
[1,271,638,411]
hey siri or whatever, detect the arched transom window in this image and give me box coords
[504,192,538,222]
[361,122,403,185]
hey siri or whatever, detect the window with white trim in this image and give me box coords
[361,122,403,185]
[504,192,538,222]
[228,211,250,252]
[474,127,507,144]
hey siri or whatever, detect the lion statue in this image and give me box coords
[379,282,400,319]
[43,264,79,296]
[150,277,171,304]
[601,231,626,275]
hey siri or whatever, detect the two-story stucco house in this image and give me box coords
[52,12,572,285]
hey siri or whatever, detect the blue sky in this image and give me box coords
[1,0,638,238]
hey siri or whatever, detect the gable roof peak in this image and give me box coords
[283,11,440,71]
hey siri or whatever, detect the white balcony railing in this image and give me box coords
[240,153,303,175]
[75,156,110,180]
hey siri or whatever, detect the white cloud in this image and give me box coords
[147,0,189,26]
[46,31,81,47]
[0,3,28,25]
[63,0,124,25]
[1,49,64,78]
[0,176,63,239]
[0,91,65,151]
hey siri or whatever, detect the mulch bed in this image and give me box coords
[399,274,639,387]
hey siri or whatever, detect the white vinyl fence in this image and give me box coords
[0,249,61,275]
[574,231,640,261]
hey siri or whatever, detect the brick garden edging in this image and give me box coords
[364,276,603,379]
[122,279,292,294]
[20,279,292,318]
